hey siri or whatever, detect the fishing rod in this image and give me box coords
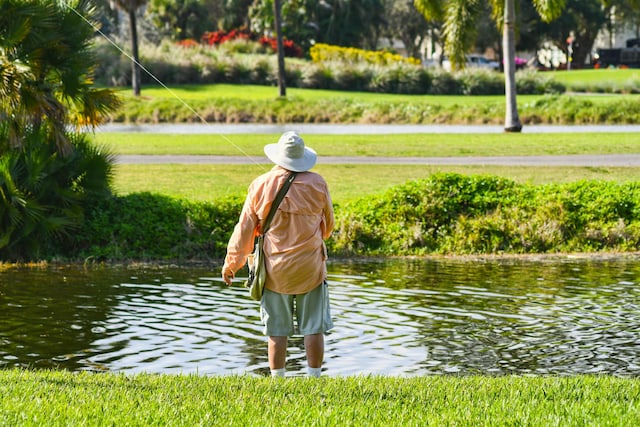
[63,0,268,171]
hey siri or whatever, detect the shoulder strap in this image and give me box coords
[262,172,297,234]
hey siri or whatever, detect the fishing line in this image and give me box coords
[63,1,268,171]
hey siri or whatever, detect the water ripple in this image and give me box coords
[2,259,640,376]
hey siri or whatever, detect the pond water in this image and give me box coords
[1,257,639,377]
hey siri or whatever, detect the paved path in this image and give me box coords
[116,153,640,166]
[106,123,640,166]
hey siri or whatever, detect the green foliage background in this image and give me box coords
[42,173,640,263]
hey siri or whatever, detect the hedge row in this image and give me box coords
[331,173,640,255]
[57,174,640,262]
[94,40,565,96]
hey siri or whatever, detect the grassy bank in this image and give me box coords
[1,369,638,426]
[111,83,640,125]
[112,164,640,205]
[70,173,640,261]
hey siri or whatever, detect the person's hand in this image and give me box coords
[222,266,234,286]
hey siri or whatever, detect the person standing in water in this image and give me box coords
[222,131,334,378]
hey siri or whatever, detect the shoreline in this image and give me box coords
[3,251,640,271]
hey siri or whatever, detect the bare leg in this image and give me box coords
[268,336,288,369]
[304,333,324,368]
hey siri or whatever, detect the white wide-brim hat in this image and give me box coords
[264,131,317,172]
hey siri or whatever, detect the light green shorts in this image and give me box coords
[260,281,333,337]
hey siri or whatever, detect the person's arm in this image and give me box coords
[222,193,259,285]
[321,185,334,240]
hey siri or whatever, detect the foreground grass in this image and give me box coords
[96,132,640,157]
[113,164,640,205]
[1,370,638,426]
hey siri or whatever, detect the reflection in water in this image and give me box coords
[1,258,639,377]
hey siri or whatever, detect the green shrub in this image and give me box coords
[251,58,274,85]
[332,174,640,256]
[368,64,431,94]
[333,64,375,92]
[459,69,504,95]
[515,68,566,95]
[309,43,420,66]
[428,70,464,95]
[77,193,242,261]
[225,59,254,84]
[94,42,131,86]
[332,174,521,255]
[17,173,640,261]
[300,63,336,89]
[0,131,114,261]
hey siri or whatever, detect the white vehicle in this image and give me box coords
[441,54,500,71]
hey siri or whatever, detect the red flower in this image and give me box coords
[177,38,199,48]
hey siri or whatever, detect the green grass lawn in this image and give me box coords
[113,164,640,205]
[115,83,528,104]
[114,82,640,105]
[543,68,640,94]
[1,370,638,426]
[545,68,640,85]
[96,132,640,157]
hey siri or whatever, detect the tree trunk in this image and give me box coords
[503,0,522,132]
[273,0,286,97]
[129,8,141,97]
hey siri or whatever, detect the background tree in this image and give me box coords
[1,0,119,153]
[250,0,319,54]
[250,0,386,52]
[222,0,253,30]
[273,0,286,96]
[533,0,606,67]
[90,0,121,36]
[601,0,640,46]
[414,0,565,132]
[619,0,640,39]
[382,0,435,60]
[147,0,211,40]
[315,0,386,49]
[110,0,148,96]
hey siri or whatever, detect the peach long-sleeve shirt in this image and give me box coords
[223,166,334,295]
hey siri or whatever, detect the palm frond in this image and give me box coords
[414,0,446,21]
[442,0,482,70]
[533,0,566,22]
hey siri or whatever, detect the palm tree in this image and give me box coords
[1,0,120,153]
[273,0,287,97]
[110,0,148,96]
[1,0,119,260]
[414,0,565,132]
